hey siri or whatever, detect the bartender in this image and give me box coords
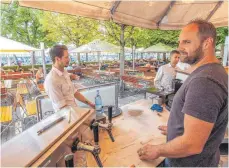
[44,45,95,112]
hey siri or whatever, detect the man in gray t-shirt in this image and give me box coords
[137,19,228,167]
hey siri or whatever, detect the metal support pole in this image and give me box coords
[132,45,136,70]
[223,36,228,66]
[40,42,47,78]
[31,51,35,77]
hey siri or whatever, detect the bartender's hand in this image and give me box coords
[137,144,160,160]
[88,102,95,109]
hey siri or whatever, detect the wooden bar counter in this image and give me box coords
[87,99,169,167]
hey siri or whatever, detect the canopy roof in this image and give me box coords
[0,36,38,53]
[13,0,228,30]
[143,43,174,53]
[70,39,130,53]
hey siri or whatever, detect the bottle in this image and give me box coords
[95,90,103,113]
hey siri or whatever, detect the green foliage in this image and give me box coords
[1,2,55,48]
[1,2,227,51]
[100,20,180,49]
[39,12,101,47]
[216,27,228,46]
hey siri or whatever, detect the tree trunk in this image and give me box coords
[120,24,125,93]
[86,53,88,62]
[163,53,166,62]
[77,53,81,64]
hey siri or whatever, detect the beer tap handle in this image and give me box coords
[108,106,112,123]
[92,122,99,144]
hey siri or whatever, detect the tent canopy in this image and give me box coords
[70,39,130,53]
[14,0,228,30]
[143,43,175,53]
[0,36,38,53]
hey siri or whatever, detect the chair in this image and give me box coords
[0,106,14,136]
[1,90,22,142]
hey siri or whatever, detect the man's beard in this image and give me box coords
[179,45,204,65]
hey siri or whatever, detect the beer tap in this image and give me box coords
[71,122,103,167]
[98,106,115,142]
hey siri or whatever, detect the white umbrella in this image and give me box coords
[70,39,120,53]
[71,39,127,71]
[0,36,38,53]
[17,1,228,30]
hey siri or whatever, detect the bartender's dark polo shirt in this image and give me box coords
[167,63,228,167]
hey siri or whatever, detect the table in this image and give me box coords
[87,99,169,167]
[1,73,32,80]
[93,70,115,75]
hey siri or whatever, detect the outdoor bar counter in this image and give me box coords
[1,106,95,167]
[1,99,169,167]
[2,98,226,167]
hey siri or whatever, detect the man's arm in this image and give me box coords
[74,91,95,108]
[138,78,224,160]
[139,113,214,160]
[160,114,213,157]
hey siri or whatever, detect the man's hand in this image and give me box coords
[158,125,167,135]
[137,144,160,160]
[88,102,95,109]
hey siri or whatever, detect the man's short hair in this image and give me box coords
[187,19,216,45]
[49,45,68,63]
[170,50,180,56]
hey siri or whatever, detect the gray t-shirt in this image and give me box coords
[167,63,228,167]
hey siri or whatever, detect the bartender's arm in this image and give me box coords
[138,78,222,160]
[74,91,95,108]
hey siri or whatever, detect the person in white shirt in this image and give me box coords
[154,50,180,91]
[44,45,95,112]
[176,61,191,71]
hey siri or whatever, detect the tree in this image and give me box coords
[39,12,100,47]
[1,1,54,48]
[216,27,228,46]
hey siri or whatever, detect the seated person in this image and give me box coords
[69,73,80,81]
[154,50,180,92]
[15,64,23,72]
[36,67,44,84]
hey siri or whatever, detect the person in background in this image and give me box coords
[0,63,5,74]
[44,45,95,112]
[66,64,73,71]
[138,19,228,167]
[36,67,44,84]
[176,60,191,71]
[15,63,23,72]
[154,50,180,92]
